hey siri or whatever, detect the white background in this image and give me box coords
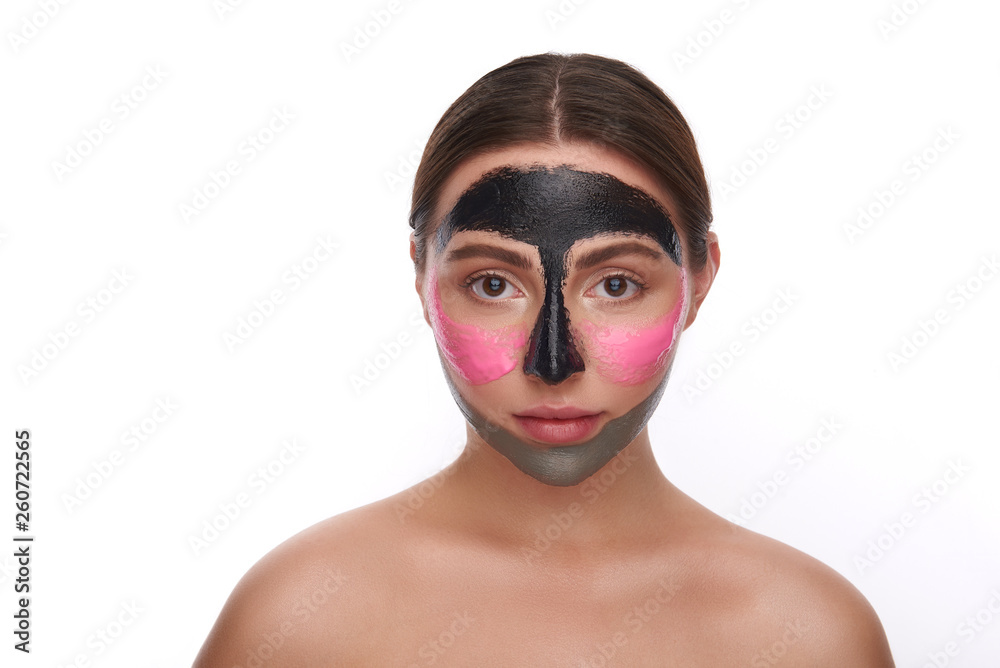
[2,0,998,665]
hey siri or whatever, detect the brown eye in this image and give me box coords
[605,277,626,297]
[484,276,505,297]
[470,275,515,300]
[594,275,639,300]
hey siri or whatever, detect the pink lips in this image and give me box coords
[517,405,598,419]
[514,405,603,444]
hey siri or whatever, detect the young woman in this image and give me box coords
[194,53,896,666]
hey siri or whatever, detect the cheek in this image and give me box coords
[427,269,528,385]
[577,270,688,386]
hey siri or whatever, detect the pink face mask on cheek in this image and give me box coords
[426,267,528,385]
[576,268,689,386]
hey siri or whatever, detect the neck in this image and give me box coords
[423,424,680,568]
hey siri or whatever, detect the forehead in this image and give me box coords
[436,165,680,267]
[432,143,683,239]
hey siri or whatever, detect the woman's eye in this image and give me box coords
[470,275,517,300]
[593,275,639,299]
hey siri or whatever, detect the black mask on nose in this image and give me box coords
[435,165,682,385]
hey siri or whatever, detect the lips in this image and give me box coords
[513,406,602,444]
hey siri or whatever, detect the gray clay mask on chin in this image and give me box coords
[428,165,687,486]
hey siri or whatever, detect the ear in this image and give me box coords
[682,231,720,330]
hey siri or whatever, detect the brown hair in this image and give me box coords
[409,52,712,272]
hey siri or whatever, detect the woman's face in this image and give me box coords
[416,142,694,487]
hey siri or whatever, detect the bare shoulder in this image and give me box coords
[689,518,896,667]
[192,501,402,667]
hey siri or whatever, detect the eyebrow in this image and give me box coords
[571,241,667,271]
[445,243,535,270]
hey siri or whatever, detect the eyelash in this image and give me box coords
[461,270,648,305]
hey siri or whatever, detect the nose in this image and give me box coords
[523,286,585,385]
